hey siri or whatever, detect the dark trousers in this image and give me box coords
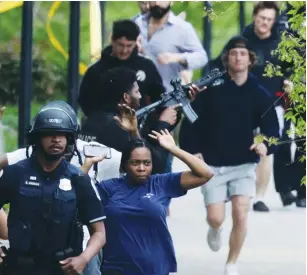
[0,257,65,275]
[274,151,306,198]
[273,117,306,198]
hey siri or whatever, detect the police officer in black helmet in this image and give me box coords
[0,101,106,275]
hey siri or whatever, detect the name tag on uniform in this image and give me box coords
[25,175,40,187]
[59,178,72,191]
[25,180,40,187]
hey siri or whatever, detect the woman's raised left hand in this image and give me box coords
[149,129,176,151]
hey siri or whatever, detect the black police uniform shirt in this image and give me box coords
[0,156,106,255]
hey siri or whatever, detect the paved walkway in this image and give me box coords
[168,157,306,275]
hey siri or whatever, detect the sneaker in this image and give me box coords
[224,264,239,275]
[280,192,296,206]
[253,201,269,212]
[296,198,306,208]
[207,227,222,252]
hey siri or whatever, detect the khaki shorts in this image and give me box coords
[201,163,257,206]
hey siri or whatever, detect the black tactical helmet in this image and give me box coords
[28,101,79,144]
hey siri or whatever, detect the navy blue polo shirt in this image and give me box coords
[0,156,105,254]
[97,172,186,275]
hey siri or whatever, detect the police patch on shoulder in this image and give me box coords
[59,178,72,191]
[0,170,3,178]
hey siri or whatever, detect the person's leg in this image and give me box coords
[225,163,256,275]
[292,151,306,207]
[201,167,228,252]
[253,155,272,212]
[273,146,296,206]
[273,106,296,206]
[206,202,226,251]
[227,195,250,264]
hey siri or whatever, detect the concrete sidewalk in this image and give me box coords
[168,158,306,275]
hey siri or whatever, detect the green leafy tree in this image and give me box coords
[264,1,306,184]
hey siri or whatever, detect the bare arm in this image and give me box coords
[172,146,213,190]
[60,172,106,274]
[149,130,214,190]
[0,209,8,240]
[80,155,106,174]
[81,221,106,263]
[60,221,106,273]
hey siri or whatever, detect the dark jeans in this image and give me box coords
[103,270,169,275]
[165,153,173,173]
[83,249,103,275]
[103,270,124,275]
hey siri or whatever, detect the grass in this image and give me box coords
[1,1,259,152]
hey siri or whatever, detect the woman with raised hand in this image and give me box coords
[82,104,214,275]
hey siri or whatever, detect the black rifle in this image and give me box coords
[136,69,226,124]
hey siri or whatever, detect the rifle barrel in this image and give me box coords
[182,70,226,91]
[136,100,163,117]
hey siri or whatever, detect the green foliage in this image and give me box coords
[1,1,257,151]
[3,204,9,213]
[254,134,279,146]
[265,1,306,184]
[0,41,67,105]
[1,2,256,75]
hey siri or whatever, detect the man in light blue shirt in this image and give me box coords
[134,1,208,91]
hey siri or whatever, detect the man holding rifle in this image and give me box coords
[80,67,202,175]
[179,35,279,275]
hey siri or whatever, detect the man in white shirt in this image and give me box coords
[5,139,121,182]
